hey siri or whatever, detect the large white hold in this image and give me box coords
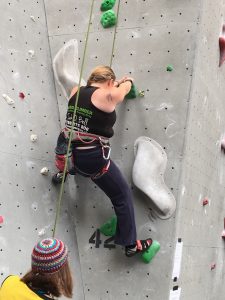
[40,167,49,175]
[53,39,86,100]
[132,136,176,219]
[2,94,15,105]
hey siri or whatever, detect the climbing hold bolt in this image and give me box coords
[2,94,15,105]
[40,167,49,175]
[30,134,38,142]
[101,10,117,28]
[167,65,173,72]
[211,263,216,270]
[100,0,116,11]
[202,198,209,206]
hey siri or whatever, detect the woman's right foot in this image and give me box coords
[125,238,152,257]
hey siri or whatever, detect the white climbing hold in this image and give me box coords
[2,94,15,105]
[40,167,49,175]
[30,15,36,22]
[28,50,35,58]
[30,134,38,142]
[53,39,86,100]
[132,136,176,219]
[38,228,46,237]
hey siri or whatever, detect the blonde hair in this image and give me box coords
[21,261,73,298]
[87,65,116,86]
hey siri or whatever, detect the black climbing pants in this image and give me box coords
[72,146,137,246]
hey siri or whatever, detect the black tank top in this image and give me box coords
[65,86,116,138]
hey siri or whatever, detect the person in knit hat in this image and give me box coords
[0,238,73,299]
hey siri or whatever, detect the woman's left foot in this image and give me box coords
[52,172,68,185]
[125,238,152,257]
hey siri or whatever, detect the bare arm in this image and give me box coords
[69,86,78,98]
[111,78,133,104]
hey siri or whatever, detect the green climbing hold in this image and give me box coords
[101,10,117,28]
[101,0,116,11]
[167,64,173,72]
[141,240,160,263]
[100,215,117,236]
[125,83,144,99]
[125,83,138,99]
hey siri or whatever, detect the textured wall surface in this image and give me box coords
[44,0,200,299]
[2,0,225,300]
[175,0,225,299]
[0,1,83,299]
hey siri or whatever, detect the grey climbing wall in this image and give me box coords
[1,0,225,299]
[0,1,83,299]
[45,0,200,299]
[174,0,225,299]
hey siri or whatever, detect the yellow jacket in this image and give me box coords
[0,275,45,300]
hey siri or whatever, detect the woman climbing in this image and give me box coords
[53,66,152,257]
[0,238,73,299]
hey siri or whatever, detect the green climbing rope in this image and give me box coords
[52,0,95,238]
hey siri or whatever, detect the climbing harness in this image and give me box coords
[55,129,111,173]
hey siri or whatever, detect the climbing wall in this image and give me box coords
[174,0,225,299]
[0,1,84,299]
[2,0,225,299]
[44,0,200,299]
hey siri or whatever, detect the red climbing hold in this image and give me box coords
[0,216,3,224]
[202,198,209,206]
[219,25,225,67]
[19,92,25,100]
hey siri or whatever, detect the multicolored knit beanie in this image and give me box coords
[31,238,68,274]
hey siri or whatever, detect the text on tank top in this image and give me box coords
[65,86,116,138]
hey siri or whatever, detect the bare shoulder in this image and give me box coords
[70,86,79,98]
[93,87,125,105]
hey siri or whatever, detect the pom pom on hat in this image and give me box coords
[32,238,68,274]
